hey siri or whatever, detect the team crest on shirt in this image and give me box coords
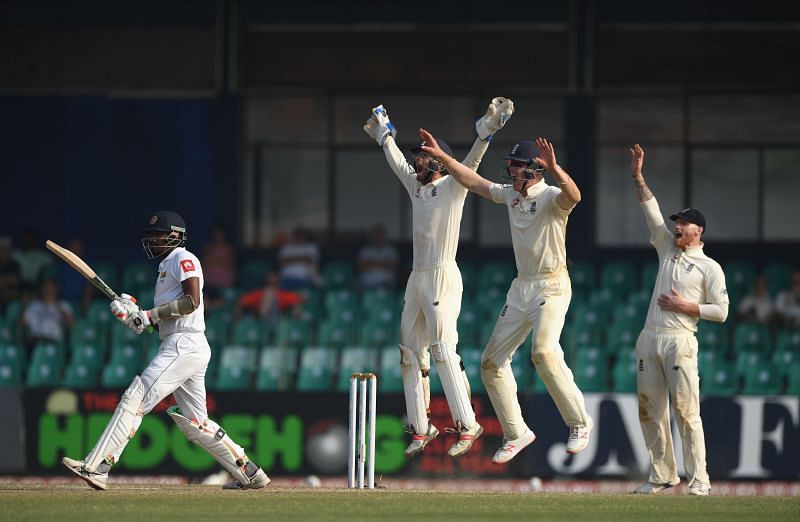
[180,260,196,273]
[415,187,421,198]
[686,263,695,273]
[160,271,167,280]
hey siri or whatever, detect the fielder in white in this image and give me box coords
[629,144,729,496]
[63,211,269,491]
[363,98,513,457]
[419,129,593,464]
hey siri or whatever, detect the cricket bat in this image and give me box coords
[45,240,120,300]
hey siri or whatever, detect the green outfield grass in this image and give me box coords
[1,485,799,521]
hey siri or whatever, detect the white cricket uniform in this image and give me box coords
[139,247,212,423]
[636,197,729,488]
[383,136,488,432]
[481,180,589,439]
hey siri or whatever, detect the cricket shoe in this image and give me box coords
[62,457,108,491]
[223,464,271,490]
[404,424,440,458]
[632,478,680,494]
[566,416,594,455]
[446,422,484,458]
[688,481,711,496]
[492,429,537,464]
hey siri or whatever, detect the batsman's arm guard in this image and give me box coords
[148,294,198,324]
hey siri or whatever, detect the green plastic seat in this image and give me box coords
[607,319,641,353]
[204,316,230,348]
[69,318,107,348]
[63,362,99,388]
[232,316,267,346]
[109,343,143,370]
[701,360,739,396]
[324,289,359,324]
[569,304,607,338]
[359,321,396,348]
[0,317,16,344]
[741,359,782,395]
[27,359,63,388]
[361,288,398,314]
[317,320,357,349]
[612,303,647,330]
[31,342,66,368]
[459,263,478,294]
[101,361,135,388]
[296,346,337,391]
[366,300,399,325]
[378,345,403,393]
[255,345,299,391]
[733,323,771,354]
[2,300,23,323]
[238,260,273,290]
[612,351,638,393]
[569,261,596,297]
[478,262,516,291]
[85,299,115,327]
[276,318,311,347]
[456,302,482,347]
[121,262,154,293]
[775,329,800,353]
[696,321,730,356]
[0,361,21,387]
[92,262,119,291]
[762,262,793,297]
[640,260,659,292]
[322,262,355,290]
[214,345,258,390]
[336,346,379,392]
[71,344,107,371]
[786,362,800,395]
[600,261,637,301]
[459,346,485,395]
[511,347,535,393]
[109,321,142,347]
[0,344,26,382]
[572,350,609,392]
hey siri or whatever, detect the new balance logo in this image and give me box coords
[638,359,644,372]
[500,304,509,317]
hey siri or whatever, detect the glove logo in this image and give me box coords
[180,260,195,273]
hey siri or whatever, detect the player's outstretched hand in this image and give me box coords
[630,144,645,178]
[534,137,558,172]
[363,105,397,146]
[418,128,446,160]
[109,293,139,323]
[476,97,514,141]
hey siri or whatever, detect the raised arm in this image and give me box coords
[535,138,580,209]
[419,128,493,200]
[364,105,417,195]
[461,97,515,171]
[630,144,672,248]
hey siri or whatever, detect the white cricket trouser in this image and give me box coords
[636,327,708,486]
[140,332,211,421]
[481,272,587,438]
[400,263,462,372]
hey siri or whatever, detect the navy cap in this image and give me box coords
[670,208,706,231]
[411,138,453,159]
[503,140,537,163]
[146,210,187,234]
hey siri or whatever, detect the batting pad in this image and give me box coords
[430,341,476,429]
[481,360,528,440]
[85,376,145,471]
[531,352,588,426]
[168,407,252,485]
[400,345,429,435]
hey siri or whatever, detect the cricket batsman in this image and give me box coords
[62,211,269,490]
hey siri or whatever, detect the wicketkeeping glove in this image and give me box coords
[476,97,514,141]
[109,294,140,323]
[363,104,397,146]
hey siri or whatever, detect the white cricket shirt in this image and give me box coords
[488,180,572,277]
[154,247,205,338]
[640,198,729,332]
[383,137,488,270]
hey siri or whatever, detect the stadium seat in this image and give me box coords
[0,361,21,387]
[587,288,618,322]
[733,323,771,354]
[275,318,311,347]
[701,360,738,396]
[322,262,355,290]
[92,261,119,291]
[459,346,485,394]
[318,320,357,349]
[27,359,63,387]
[741,359,782,395]
[85,300,115,327]
[459,262,478,294]
[478,295,507,323]
[63,362,99,388]
[238,260,273,290]
[640,260,659,292]
[336,346,379,391]
[296,346,337,391]
[569,304,607,339]
[456,302,482,347]
[71,344,107,371]
[607,319,641,354]
[786,362,800,395]
[735,350,768,379]
[563,322,602,352]
[612,302,647,330]
[0,344,25,383]
[204,316,230,348]
[512,347,535,393]
[600,261,637,300]
[215,345,258,390]
[478,262,516,291]
[696,321,729,355]
[568,260,596,298]
[256,345,299,391]
[121,262,155,294]
[775,329,800,354]
[0,317,16,344]
[232,316,268,346]
[762,262,793,297]
[109,320,142,346]
[2,300,22,324]
[378,345,403,393]
[324,289,358,320]
[361,288,398,316]
[31,342,66,368]
[109,343,143,370]
[723,262,755,301]
[611,351,638,393]
[359,321,396,348]
[572,349,609,392]
[70,318,108,348]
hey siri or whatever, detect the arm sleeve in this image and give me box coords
[699,303,729,323]
[383,137,418,197]
[461,137,490,172]
[174,251,202,283]
[488,183,509,205]
[549,187,574,217]
[639,198,674,254]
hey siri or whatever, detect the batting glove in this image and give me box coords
[363,104,397,146]
[123,309,153,335]
[476,97,514,141]
[110,293,139,323]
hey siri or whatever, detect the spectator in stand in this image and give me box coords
[236,271,304,326]
[0,236,22,316]
[13,228,53,296]
[22,277,74,347]
[775,270,800,329]
[736,274,776,327]
[357,225,398,290]
[55,238,94,315]
[202,224,237,313]
[277,227,320,291]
